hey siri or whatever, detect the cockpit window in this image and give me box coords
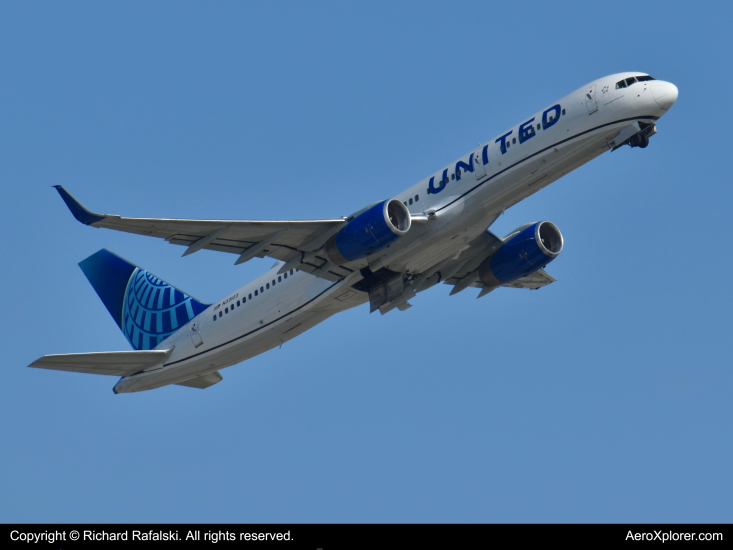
[616,76,656,89]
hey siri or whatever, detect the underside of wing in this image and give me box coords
[436,229,503,285]
[54,186,347,268]
[28,349,173,376]
[437,228,557,296]
[443,268,556,293]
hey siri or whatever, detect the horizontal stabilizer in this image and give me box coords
[175,371,223,389]
[28,348,174,376]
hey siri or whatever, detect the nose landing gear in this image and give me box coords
[630,133,649,149]
[629,122,656,149]
[611,121,657,151]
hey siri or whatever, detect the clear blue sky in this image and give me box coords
[2,1,731,522]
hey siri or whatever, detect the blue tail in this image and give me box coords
[79,249,209,350]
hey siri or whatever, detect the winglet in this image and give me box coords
[53,186,106,225]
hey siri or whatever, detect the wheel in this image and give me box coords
[638,134,649,148]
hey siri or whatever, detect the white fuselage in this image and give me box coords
[114,72,677,393]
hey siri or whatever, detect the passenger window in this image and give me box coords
[512,137,516,144]
[537,124,541,130]
[451,173,455,180]
[562,109,566,115]
[260,286,264,292]
[272,280,275,286]
[243,297,246,303]
[266,283,269,289]
[219,311,222,318]
[291,270,295,275]
[213,315,216,321]
[225,307,228,314]
[616,80,627,89]
[237,300,240,307]
[415,194,419,202]
[409,198,413,205]
[254,290,258,296]
[626,77,637,86]
[278,276,282,282]
[284,273,287,279]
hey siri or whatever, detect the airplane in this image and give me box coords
[29,72,678,393]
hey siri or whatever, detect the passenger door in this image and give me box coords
[473,147,487,180]
[585,83,598,114]
[189,319,203,348]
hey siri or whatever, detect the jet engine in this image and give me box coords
[478,221,563,287]
[324,199,411,264]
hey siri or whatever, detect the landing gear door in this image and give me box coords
[190,319,203,348]
[473,147,487,180]
[585,83,598,114]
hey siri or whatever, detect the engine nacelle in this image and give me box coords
[324,199,411,264]
[478,221,563,286]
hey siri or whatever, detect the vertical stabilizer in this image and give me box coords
[79,249,209,350]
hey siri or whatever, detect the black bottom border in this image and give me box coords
[2,523,730,547]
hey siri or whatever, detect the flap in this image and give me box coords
[501,269,557,289]
[443,269,556,292]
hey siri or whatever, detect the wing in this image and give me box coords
[444,268,557,296]
[437,229,557,297]
[54,186,347,272]
[28,349,174,376]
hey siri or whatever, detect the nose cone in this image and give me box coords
[651,81,678,110]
